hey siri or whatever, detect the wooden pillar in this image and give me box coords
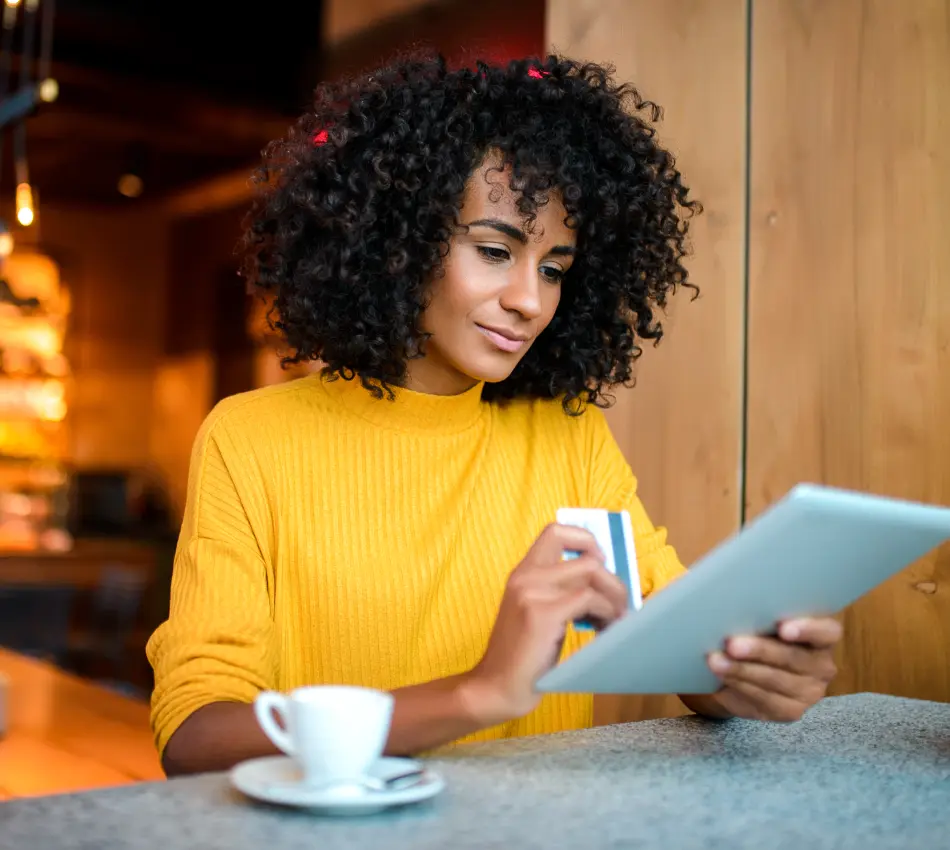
[548,0,950,719]
[747,0,950,701]
[547,0,749,724]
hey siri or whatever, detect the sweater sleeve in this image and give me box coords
[583,406,686,598]
[146,414,278,757]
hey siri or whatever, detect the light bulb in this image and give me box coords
[16,182,34,227]
[38,78,58,103]
[118,173,144,198]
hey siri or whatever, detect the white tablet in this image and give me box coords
[536,483,950,695]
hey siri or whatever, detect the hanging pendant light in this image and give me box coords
[15,181,33,226]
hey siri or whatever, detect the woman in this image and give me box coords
[148,55,842,776]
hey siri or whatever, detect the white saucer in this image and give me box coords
[229,756,445,816]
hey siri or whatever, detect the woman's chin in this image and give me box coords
[462,356,522,385]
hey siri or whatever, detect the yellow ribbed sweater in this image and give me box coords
[146,374,685,756]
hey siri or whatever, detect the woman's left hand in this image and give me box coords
[704,617,843,722]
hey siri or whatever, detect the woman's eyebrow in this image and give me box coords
[465,219,575,256]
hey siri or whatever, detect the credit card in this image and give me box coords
[556,508,642,630]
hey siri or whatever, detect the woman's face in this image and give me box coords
[406,159,577,396]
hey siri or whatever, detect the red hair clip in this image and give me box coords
[528,68,549,79]
[313,129,329,146]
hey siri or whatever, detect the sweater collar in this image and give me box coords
[319,373,488,434]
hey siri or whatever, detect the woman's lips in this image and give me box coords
[476,324,528,353]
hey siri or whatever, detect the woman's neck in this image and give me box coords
[402,358,480,397]
[321,371,486,435]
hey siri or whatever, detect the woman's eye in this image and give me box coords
[476,246,510,262]
[540,266,565,283]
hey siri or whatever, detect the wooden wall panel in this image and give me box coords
[747,0,950,701]
[547,0,748,723]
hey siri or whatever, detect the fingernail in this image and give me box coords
[729,637,753,658]
[782,622,801,641]
[709,652,731,673]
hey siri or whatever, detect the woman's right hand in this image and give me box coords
[462,523,629,726]
[162,524,631,774]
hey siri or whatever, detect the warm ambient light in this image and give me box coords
[0,321,62,360]
[16,182,34,226]
[117,173,144,198]
[38,78,58,103]
[36,379,66,422]
[3,0,21,8]
[22,324,60,359]
[0,378,67,422]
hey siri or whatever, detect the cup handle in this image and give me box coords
[253,691,295,756]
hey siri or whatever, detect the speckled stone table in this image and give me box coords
[2,693,948,850]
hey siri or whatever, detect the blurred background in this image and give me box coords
[0,0,947,801]
[0,0,544,687]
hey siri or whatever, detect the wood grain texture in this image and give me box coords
[547,0,748,724]
[0,649,163,798]
[0,737,135,798]
[747,0,950,701]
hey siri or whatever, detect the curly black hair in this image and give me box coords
[241,53,701,410]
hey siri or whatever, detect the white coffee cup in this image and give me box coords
[253,685,394,789]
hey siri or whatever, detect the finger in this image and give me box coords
[724,635,837,681]
[550,556,628,617]
[528,523,604,566]
[550,587,621,631]
[705,687,766,721]
[715,678,809,723]
[709,652,828,702]
[552,555,611,587]
[777,617,843,649]
[585,564,629,618]
[520,554,603,593]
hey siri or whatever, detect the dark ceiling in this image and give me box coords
[0,0,325,206]
[0,0,546,209]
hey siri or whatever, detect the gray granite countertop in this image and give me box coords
[2,693,949,850]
